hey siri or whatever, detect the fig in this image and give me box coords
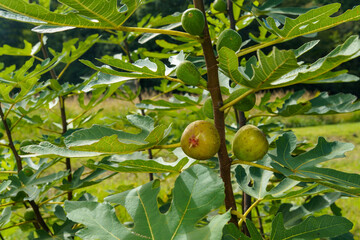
[22,168,34,177]
[224,88,256,112]
[24,209,35,221]
[181,120,220,160]
[216,29,242,53]
[176,61,202,86]
[10,191,27,202]
[181,8,205,36]
[202,98,214,119]
[213,0,227,12]
[232,124,268,162]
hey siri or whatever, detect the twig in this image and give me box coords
[255,206,265,238]
[152,143,181,149]
[238,198,263,226]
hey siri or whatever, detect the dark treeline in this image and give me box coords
[0,0,359,96]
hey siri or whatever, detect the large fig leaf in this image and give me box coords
[137,94,200,111]
[269,132,360,195]
[0,55,64,103]
[277,192,341,227]
[219,47,299,89]
[0,0,142,29]
[270,213,353,240]
[235,157,300,200]
[271,90,360,116]
[265,3,360,40]
[65,165,229,240]
[219,35,360,91]
[81,57,168,80]
[22,115,171,159]
[87,152,192,173]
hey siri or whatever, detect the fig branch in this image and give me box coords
[0,103,53,235]
[193,0,238,225]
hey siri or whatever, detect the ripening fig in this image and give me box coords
[24,209,35,221]
[216,29,242,53]
[176,61,202,86]
[213,0,227,12]
[232,124,268,162]
[181,120,220,160]
[181,8,205,36]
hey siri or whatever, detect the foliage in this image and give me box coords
[0,0,359,239]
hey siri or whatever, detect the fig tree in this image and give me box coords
[232,124,268,162]
[216,29,242,53]
[213,0,227,12]
[176,60,202,86]
[181,8,205,36]
[181,120,220,160]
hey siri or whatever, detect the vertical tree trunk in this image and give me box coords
[193,0,238,226]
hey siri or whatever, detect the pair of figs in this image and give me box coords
[181,7,242,54]
[181,120,268,161]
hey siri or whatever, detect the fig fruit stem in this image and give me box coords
[231,210,245,221]
[193,0,238,226]
[238,198,263,227]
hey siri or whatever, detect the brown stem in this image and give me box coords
[0,103,53,235]
[28,200,52,234]
[193,0,238,226]
[255,206,265,238]
[227,0,236,29]
[0,104,22,171]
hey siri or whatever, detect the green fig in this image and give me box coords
[176,61,202,86]
[181,8,205,36]
[232,124,269,162]
[202,98,214,119]
[217,29,242,53]
[213,0,227,12]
